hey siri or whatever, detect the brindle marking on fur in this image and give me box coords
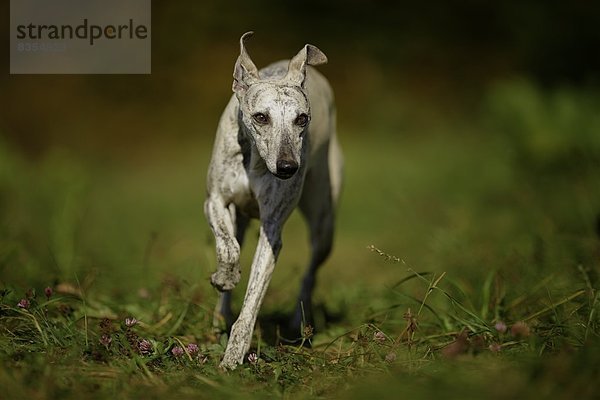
[205,32,343,369]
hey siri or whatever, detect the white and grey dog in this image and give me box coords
[205,31,343,369]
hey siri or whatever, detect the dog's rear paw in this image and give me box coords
[211,268,241,291]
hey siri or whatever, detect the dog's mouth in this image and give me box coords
[273,171,296,180]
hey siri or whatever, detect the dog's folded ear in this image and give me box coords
[286,44,328,88]
[233,31,260,94]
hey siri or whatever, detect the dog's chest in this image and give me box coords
[224,166,257,216]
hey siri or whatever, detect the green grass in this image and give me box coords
[1,80,600,399]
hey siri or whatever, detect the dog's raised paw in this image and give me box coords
[210,268,241,292]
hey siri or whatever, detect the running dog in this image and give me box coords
[205,32,343,369]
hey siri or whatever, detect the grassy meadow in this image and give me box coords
[1,77,599,399]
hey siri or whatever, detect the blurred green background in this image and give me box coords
[1,0,599,315]
[1,2,600,398]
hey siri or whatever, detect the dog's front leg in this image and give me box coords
[220,222,282,369]
[205,196,241,292]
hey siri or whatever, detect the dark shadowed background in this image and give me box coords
[2,1,599,154]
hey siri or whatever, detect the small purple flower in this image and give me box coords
[138,339,153,355]
[125,317,138,327]
[511,321,531,338]
[187,343,199,355]
[171,346,184,357]
[373,331,386,344]
[247,352,258,364]
[17,299,30,309]
[303,325,314,339]
[99,334,112,348]
[385,352,397,363]
[44,287,53,300]
[489,343,502,353]
[494,321,507,333]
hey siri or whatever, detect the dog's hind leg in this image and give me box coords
[292,192,334,336]
[291,182,335,334]
[291,139,343,336]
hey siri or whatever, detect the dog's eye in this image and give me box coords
[295,113,309,127]
[252,113,269,125]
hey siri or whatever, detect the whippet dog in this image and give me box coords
[205,32,343,369]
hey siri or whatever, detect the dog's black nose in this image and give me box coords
[275,159,299,179]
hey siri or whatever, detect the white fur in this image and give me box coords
[205,32,343,369]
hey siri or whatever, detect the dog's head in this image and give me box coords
[232,32,327,180]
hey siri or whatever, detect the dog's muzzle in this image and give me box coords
[274,159,299,179]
